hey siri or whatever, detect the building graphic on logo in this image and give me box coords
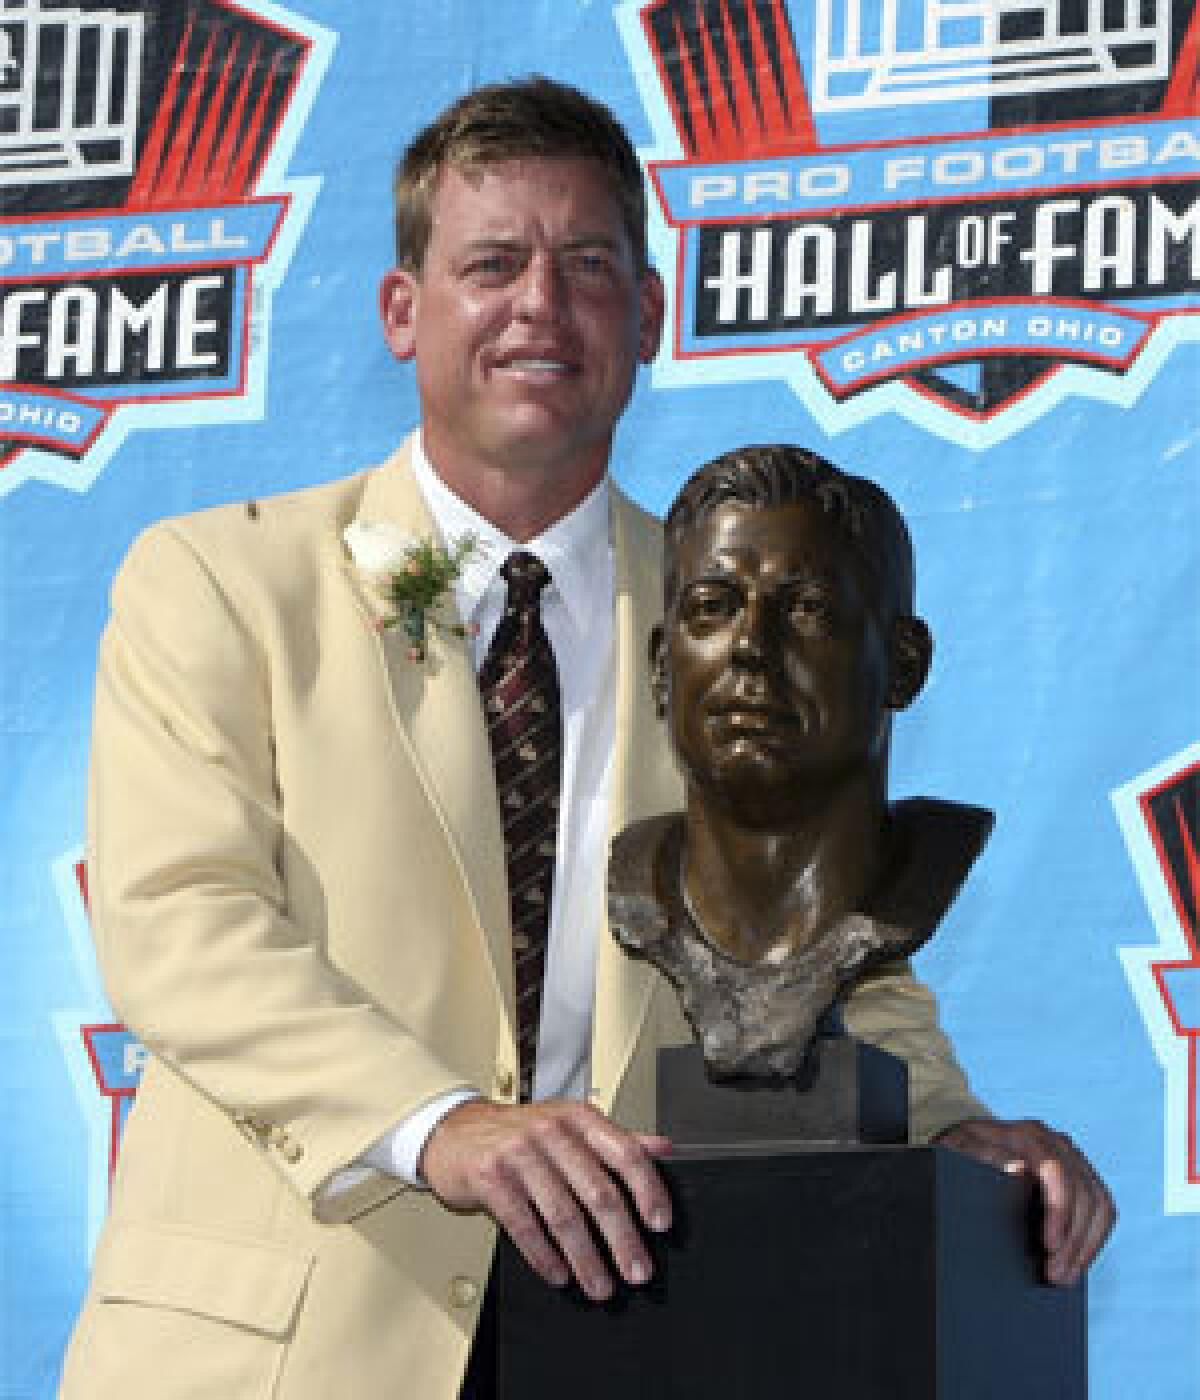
[617,0,1199,446]
[0,0,335,500]
[1115,743,1200,1213]
[812,0,1172,110]
[0,1,143,186]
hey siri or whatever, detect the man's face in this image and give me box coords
[380,157,662,499]
[659,501,905,818]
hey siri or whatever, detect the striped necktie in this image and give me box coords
[478,551,562,1102]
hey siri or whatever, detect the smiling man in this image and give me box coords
[381,160,660,534]
[61,82,1109,1400]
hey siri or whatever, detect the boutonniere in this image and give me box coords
[343,521,480,661]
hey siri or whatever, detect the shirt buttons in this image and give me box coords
[449,1275,480,1309]
[495,1068,515,1099]
[281,1139,304,1164]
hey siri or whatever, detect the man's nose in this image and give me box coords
[515,252,566,320]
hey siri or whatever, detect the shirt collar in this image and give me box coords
[410,433,611,632]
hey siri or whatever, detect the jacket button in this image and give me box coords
[495,1068,515,1099]
[449,1275,480,1309]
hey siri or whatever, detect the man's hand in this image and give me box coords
[419,1098,672,1302]
[935,1117,1115,1285]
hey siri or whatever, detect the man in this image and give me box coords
[60,79,1112,1400]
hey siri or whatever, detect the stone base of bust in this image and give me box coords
[657,1035,909,1152]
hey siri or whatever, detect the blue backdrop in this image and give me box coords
[1,2,1197,1394]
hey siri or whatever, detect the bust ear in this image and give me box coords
[886,615,932,710]
[649,623,667,719]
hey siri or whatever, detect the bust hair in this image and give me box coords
[393,75,650,273]
[663,443,917,619]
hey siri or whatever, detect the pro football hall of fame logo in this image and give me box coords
[1116,746,1200,1214]
[0,0,333,499]
[52,853,147,1247]
[618,0,1199,446]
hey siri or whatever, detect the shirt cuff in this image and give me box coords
[318,1087,482,1202]
[366,1088,481,1184]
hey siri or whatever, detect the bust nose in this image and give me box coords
[732,590,769,666]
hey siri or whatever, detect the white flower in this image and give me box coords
[343,521,419,583]
[342,522,482,662]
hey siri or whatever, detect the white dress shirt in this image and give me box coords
[328,437,617,1194]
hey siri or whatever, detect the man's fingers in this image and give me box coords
[475,1164,570,1290]
[634,1131,673,1157]
[937,1119,1026,1173]
[528,1119,651,1295]
[583,1119,673,1237]
[1039,1148,1115,1285]
[513,1133,619,1300]
[936,1116,1115,1287]
[1037,1154,1077,1283]
[1036,1155,1071,1256]
[1073,1181,1116,1281]
[420,1098,672,1301]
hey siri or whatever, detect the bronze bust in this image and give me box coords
[609,444,992,1080]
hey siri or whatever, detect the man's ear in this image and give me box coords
[886,615,932,710]
[380,267,419,361]
[638,269,666,365]
[649,623,667,719]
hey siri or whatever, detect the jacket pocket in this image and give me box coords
[62,1223,314,1400]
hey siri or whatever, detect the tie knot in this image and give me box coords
[501,551,551,609]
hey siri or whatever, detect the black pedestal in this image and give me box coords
[495,1146,1085,1399]
[657,1037,909,1149]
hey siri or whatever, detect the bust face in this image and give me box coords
[660,499,895,819]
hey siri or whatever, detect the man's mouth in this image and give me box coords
[495,353,578,379]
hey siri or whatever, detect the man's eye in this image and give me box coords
[467,254,516,281]
[567,250,616,280]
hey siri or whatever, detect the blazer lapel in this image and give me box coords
[332,438,514,1022]
[590,488,682,1112]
